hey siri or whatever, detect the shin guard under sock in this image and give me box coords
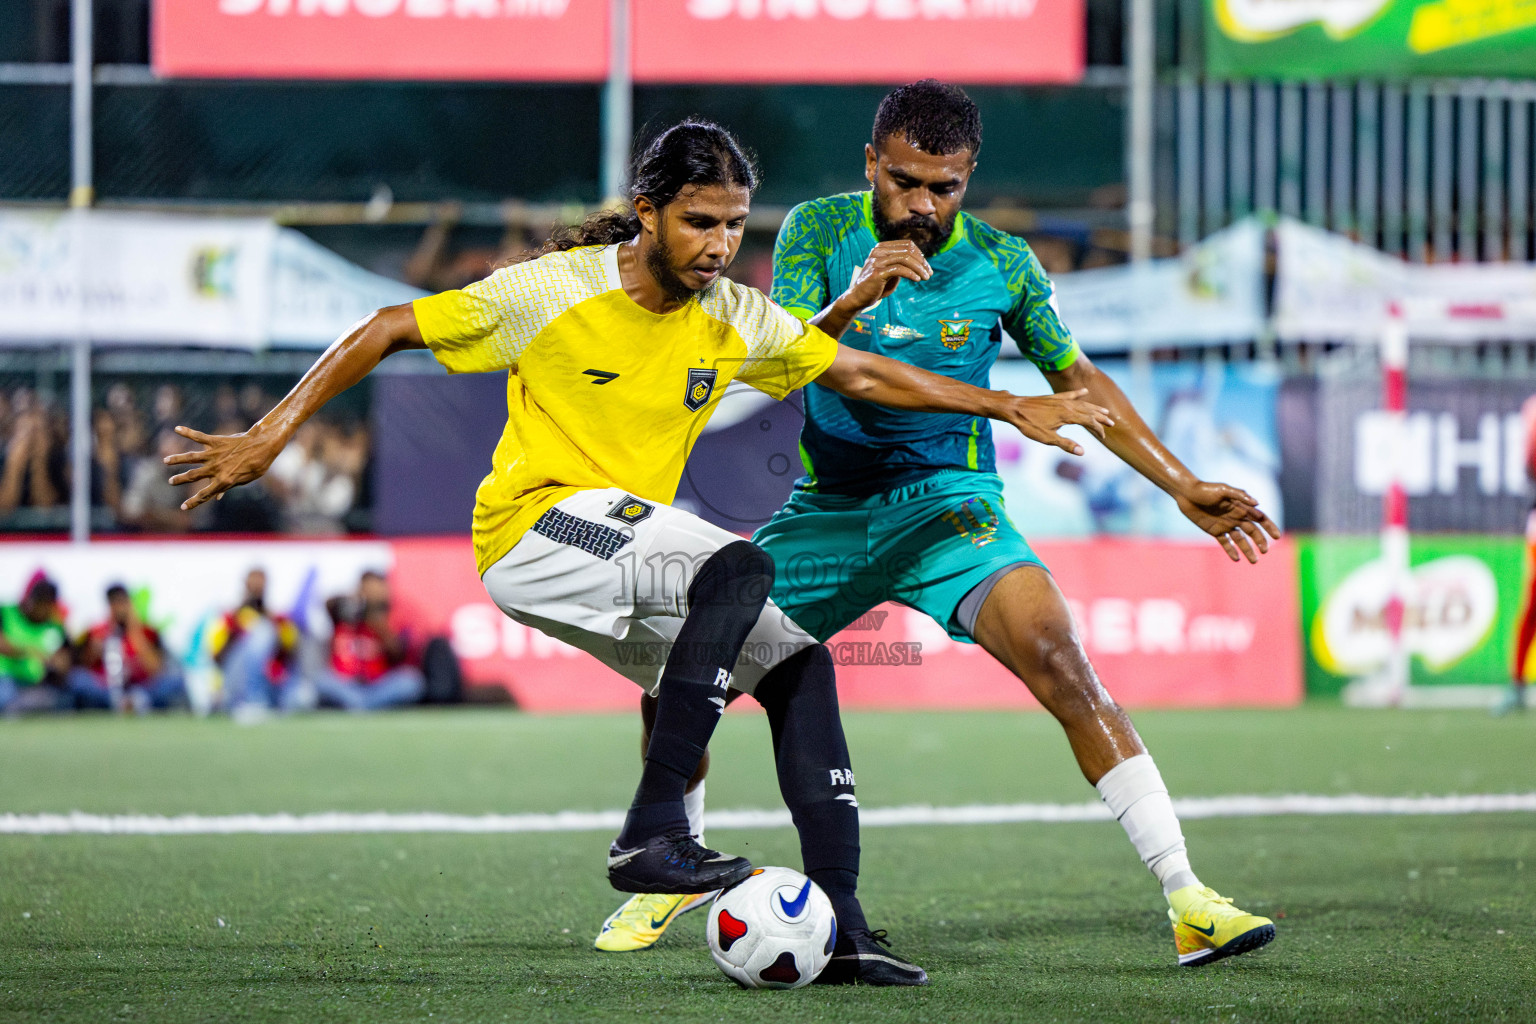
[618,541,773,848]
[1095,753,1201,897]
[754,645,868,932]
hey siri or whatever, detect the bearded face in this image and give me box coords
[864,134,975,259]
[871,198,957,259]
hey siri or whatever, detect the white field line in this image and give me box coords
[0,793,1533,836]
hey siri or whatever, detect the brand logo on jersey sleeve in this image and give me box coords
[938,319,973,350]
[684,367,719,411]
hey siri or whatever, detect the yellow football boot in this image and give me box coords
[593,891,714,952]
[1167,885,1275,966]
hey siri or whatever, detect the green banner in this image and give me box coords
[1297,535,1526,696]
[1207,0,1536,79]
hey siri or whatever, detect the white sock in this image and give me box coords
[1095,754,1201,898]
[684,780,706,846]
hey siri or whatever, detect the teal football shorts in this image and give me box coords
[752,469,1047,643]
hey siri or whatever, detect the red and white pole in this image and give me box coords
[1381,302,1411,705]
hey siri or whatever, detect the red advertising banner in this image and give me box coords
[632,0,1085,85]
[393,536,1302,712]
[152,0,608,81]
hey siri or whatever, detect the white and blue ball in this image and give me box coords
[706,866,836,989]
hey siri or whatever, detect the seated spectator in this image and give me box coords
[66,584,186,713]
[314,571,423,712]
[211,568,302,721]
[0,576,71,715]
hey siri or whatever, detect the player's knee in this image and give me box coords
[753,643,834,709]
[797,643,835,686]
[1018,634,1105,709]
[689,540,775,604]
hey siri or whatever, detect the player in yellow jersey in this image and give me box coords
[166,120,1111,987]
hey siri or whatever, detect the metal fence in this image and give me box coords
[1169,78,1536,263]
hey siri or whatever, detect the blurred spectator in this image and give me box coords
[120,428,207,533]
[212,384,240,428]
[238,383,273,424]
[92,408,126,519]
[0,389,64,513]
[105,382,149,460]
[314,571,424,712]
[211,568,303,721]
[66,583,186,713]
[268,421,368,534]
[151,383,183,431]
[0,576,71,715]
[0,373,369,534]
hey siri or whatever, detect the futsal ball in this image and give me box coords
[706,866,836,989]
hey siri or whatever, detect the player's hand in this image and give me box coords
[1002,389,1114,456]
[1175,481,1282,564]
[163,425,284,511]
[838,240,932,313]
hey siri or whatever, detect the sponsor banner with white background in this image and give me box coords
[0,211,273,347]
[0,210,422,349]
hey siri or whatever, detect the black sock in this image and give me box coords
[617,541,773,848]
[753,644,868,933]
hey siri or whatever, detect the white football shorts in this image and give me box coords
[480,487,815,696]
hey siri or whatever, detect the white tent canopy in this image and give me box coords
[1273,218,1536,342]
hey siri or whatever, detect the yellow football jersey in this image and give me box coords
[411,243,839,574]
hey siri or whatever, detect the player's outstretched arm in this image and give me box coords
[815,345,1114,456]
[165,303,426,511]
[1043,352,1280,563]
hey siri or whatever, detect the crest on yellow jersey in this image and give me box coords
[684,367,718,411]
[938,319,973,350]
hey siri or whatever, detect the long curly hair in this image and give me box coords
[522,119,759,260]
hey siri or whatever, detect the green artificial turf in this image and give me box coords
[1,707,1533,1023]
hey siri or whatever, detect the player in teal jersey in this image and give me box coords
[598,81,1280,972]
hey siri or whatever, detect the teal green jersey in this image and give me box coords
[772,191,1079,496]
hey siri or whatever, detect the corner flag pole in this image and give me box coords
[1381,301,1411,704]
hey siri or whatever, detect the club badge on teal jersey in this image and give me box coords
[938,319,973,350]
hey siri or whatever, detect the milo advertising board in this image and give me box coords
[1207,0,1536,79]
[1298,535,1524,699]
